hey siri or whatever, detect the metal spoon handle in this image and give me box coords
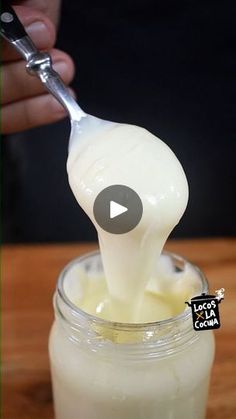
[0,3,86,122]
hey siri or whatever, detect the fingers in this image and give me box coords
[2,6,56,62]
[2,91,72,134]
[2,49,75,105]
[2,48,75,134]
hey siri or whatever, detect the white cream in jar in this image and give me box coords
[49,251,215,419]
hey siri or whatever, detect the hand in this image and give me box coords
[2,3,75,134]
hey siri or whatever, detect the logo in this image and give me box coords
[185,288,225,331]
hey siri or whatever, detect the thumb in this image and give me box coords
[2,5,56,61]
[12,0,61,27]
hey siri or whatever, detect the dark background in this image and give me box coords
[2,0,236,243]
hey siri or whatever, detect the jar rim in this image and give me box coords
[56,250,209,332]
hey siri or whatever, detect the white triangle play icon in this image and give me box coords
[110,200,128,219]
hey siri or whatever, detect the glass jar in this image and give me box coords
[49,251,215,419]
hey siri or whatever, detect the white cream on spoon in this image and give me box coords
[67,123,189,322]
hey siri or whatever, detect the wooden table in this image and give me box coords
[2,239,236,419]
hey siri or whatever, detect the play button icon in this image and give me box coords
[110,201,128,219]
[93,185,143,234]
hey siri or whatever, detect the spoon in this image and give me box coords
[0,4,114,147]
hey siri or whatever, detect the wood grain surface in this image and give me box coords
[2,239,236,419]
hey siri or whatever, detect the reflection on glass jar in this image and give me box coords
[49,251,215,419]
